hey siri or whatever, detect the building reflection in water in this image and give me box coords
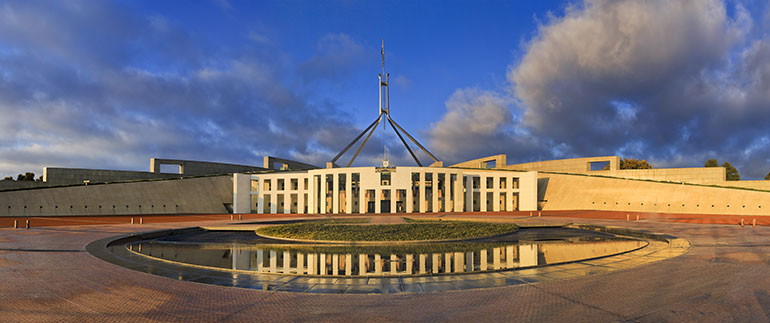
[132,239,644,277]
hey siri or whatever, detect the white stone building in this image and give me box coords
[233,166,537,214]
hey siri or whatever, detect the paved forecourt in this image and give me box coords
[3,212,770,321]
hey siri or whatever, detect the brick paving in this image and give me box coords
[2,213,770,321]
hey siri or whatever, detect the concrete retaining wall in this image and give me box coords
[0,175,233,216]
[539,173,770,215]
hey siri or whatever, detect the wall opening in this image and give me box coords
[589,161,610,171]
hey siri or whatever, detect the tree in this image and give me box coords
[704,159,719,167]
[620,158,653,169]
[16,172,35,181]
[764,172,770,180]
[722,162,740,181]
[602,158,654,170]
[2,176,12,181]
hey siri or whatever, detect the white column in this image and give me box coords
[374,254,382,275]
[283,251,291,273]
[359,254,367,275]
[359,189,366,214]
[320,176,327,214]
[332,254,339,275]
[506,246,515,268]
[297,253,305,274]
[308,176,316,214]
[298,177,305,214]
[465,176,473,212]
[308,254,316,275]
[269,250,277,272]
[332,173,340,214]
[345,173,352,215]
[444,174,451,212]
[493,176,500,212]
[257,181,264,214]
[509,176,515,211]
[390,254,398,273]
[480,176,487,212]
[375,189,382,214]
[270,193,277,214]
[454,252,464,273]
[465,251,473,272]
[345,254,352,276]
[445,253,452,273]
[493,247,501,270]
[418,172,426,213]
[480,249,488,271]
[419,254,427,274]
[454,173,464,212]
[406,183,414,213]
[320,253,327,275]
[391,190,397,214]
[432,253,440,273]
[432,173,439,213]
[406,254,414,274]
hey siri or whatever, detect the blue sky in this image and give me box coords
[1,0,770,179]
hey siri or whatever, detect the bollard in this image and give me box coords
[25,219,30,229]
[626,214,630,221]
[139,217,143,224]
[130,217,134,224]
[529,211,532,217]
[14,220,18,229]
[538,211,541,217]
[239,214,243,220]
[753,218,757,228]
[230,214,233,221]
[636,215,639,221]
[740,218,744,227]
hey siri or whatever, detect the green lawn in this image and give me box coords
[255,220,518,241]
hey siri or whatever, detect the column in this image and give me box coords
[390,254,398,273]
[345,254,352,276]
[465,176,473,212]
[493,247,501,270]
[298,177,305,214]
[455,173,464,212]
[375,189,382,214]
[374,254,382,275]
[444,174,451,213]
[308,176,316,214]
[332,254,339,275]
[257,182,264,214]
[445,253,452,273]
[454,252,464,273]
[297,253,305,274]
[320,253,327,275]
[505,246,514,268]
[466,251,474,272]
[390,190,397,214]
[283,251,291,273]
[359,254,367,275]
[406,183,414,213]
[480,249,488,271]
[493,176,500,212]
[332,173,340,214]
[419,254,427,274]
[345,173,352,215]
[432,253,440,273]
[480,176,487,212]
[509,176,515,211]
[256,249,264,272]
[358,188,365,214]
[320,176,327,214]
[308,254,316,275]
[432,173,439,213]
[418,172,426,213]
[269,250,277,272]
[406,254,414,274]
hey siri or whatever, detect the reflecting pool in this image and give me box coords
[123,228,646,277]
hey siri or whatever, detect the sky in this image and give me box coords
[1,0,770,179]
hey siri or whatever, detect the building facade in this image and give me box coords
[233,166,537,214]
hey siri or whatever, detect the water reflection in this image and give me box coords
[128,239,645,277]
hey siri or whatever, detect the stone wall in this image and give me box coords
[0,175,233,216]
[539,172,770,215]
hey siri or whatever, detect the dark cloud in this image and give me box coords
[429,0,770,178]
[0,1,378,176]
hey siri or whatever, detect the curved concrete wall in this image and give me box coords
[0,176,233,216]
[540,173,770,215]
